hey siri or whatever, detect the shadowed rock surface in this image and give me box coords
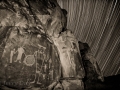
[84,74,120,90]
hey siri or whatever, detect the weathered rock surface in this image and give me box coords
[78,42,104,83]
[0,0,103,90]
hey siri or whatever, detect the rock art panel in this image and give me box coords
[0,0,103,90]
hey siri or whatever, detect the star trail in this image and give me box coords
[57,0,120,77]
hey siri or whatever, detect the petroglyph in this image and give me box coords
[30,44,46,84]
[14,47,25,63]
[10,49,17,63]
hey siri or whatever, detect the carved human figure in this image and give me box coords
[14,47,25,63]
[10,48,17,63]
[31,44,46,84]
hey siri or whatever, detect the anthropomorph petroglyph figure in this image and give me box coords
[31,44,46,84]
[14,47,25,63]
[10,48,17,63]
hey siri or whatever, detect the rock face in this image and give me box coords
[78,42,104,88]
[0,0,103,90]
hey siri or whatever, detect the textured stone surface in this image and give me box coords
[0,0,103,90]
[52,30,85,78]
[0,29,61,89]
[79,42,104,83]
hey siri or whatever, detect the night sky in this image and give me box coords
[57,0,120,77]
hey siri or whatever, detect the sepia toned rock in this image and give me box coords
[0,0,103,90]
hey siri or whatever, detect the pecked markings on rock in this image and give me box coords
[0,0,103,90]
